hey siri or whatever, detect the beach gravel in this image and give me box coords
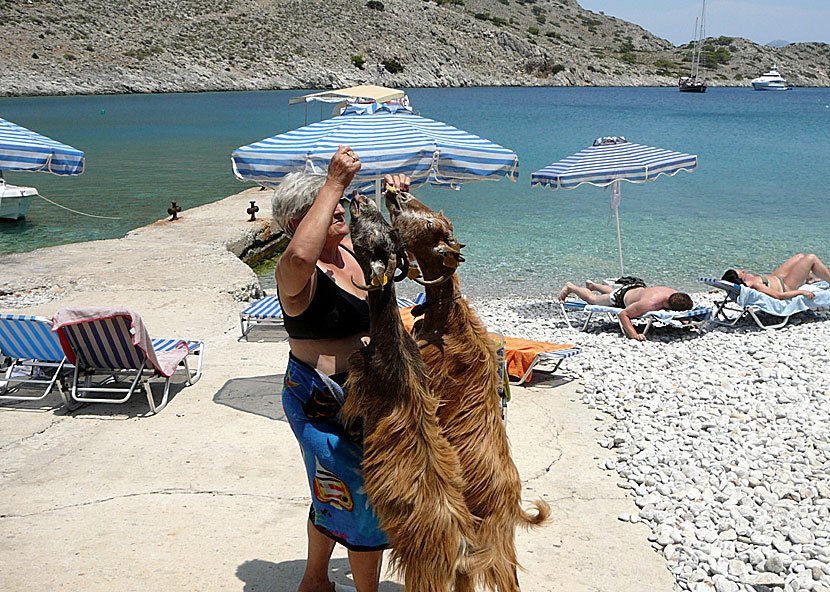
[473,293,830,592]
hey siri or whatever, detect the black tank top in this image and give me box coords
[279,256,370,340]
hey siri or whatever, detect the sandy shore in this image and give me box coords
[0,190,674,591]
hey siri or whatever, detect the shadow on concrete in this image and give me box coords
[0,391,67,414]
[517,372,577,389]
[236,557,403,592]
[1,375,195,418]
[238,324,289,343]
[61,377,192,419]
[213,374,287,422]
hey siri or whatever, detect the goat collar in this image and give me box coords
[410,293,462,318]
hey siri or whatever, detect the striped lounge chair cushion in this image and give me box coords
[0,314,66,362]
[241,296,282,319]
[61,316,192,370]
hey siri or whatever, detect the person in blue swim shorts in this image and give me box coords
[272,145,410,592]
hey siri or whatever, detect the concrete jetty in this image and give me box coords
[0,190,672,591]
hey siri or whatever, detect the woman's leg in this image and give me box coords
[780,253,830,289]
[805,254,830,283]
[772,253,805,277]
[298,519,337,592]
[347,549,383,592]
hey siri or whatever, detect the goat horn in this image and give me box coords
[393,250,410,281]
[412,269,456,286]
[385,253,397,284]
[351,275,382,292]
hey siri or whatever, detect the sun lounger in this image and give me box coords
[53,307,203,414]
[0,314,72,403]
[396,293,426,309]
[559,300,711,336]
[501,335,580,386]
[240,295,284,341]
[699,277,830,329]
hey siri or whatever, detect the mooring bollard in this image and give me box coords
[247,200,259,222]
[168,201,182,221]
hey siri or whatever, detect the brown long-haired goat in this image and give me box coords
[386,189,550,592]
[341,193,480,592]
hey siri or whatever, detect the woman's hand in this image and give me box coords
[327,145,362,192]
[799,290,815,300]
[384,173,411,193]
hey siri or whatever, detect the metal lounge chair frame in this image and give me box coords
[699,277,758,327]
[57,315,204,414]
[699,277,830,330]
[509,344,581,386]
[0,314,72,403]
[559,300,711,336]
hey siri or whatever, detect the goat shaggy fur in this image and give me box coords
[386,190,550,592]
[341,194,480,592]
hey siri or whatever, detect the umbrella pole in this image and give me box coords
[374,178,382,208]
[612,179,624,276]
[615,205,624,277]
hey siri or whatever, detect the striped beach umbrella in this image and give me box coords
[0,117,85,175]
[531,136,697,275]
[231,102,518,200]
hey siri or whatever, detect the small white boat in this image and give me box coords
[0,179,37,220]
[751,67,792,91]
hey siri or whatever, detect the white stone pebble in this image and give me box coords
[472,293,830,592]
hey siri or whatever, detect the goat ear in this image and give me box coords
[370,260,388,287]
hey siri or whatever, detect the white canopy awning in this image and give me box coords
[288,85,406,106]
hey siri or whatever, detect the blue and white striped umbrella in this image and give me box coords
[531,136,697,190]
[0,117,85,175]
[531,137,697,275]
[231,102,518,192]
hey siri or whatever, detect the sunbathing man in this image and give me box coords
[558,280,694,342]
[722,253,830,301]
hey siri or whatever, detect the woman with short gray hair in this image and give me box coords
[274,145,410,592]
[271,171,327,238]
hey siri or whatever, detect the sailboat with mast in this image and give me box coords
[679,0,707,93]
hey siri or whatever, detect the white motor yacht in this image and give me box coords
[0,179,37,220]
[751,67,791,91]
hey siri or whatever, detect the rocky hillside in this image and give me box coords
[1,0,828,96]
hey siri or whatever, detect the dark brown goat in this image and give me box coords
[340,193,480,592]
[386,189,550,592]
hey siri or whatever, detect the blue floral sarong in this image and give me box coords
[282,352,388,551]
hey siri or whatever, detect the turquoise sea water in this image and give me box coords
[1,87,829,298]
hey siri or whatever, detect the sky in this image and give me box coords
[575,0,830,46]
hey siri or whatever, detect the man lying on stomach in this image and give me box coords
[558,279,693,342]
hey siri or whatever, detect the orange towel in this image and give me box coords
[502,336,573,381]
[399,306,572,382]
[399,306,418,332]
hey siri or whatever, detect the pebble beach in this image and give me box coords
[474,292,830,592]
